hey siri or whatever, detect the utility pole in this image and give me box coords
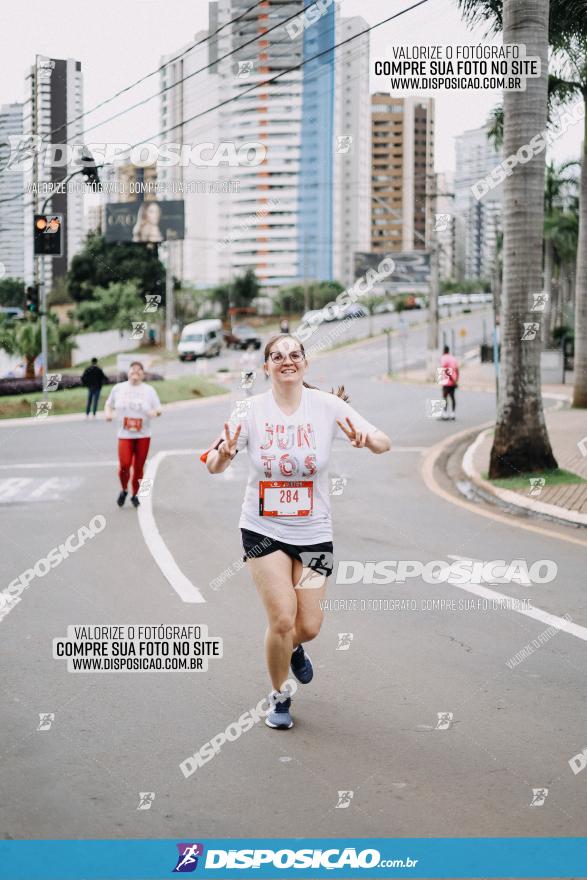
[165,241,175,353]
[36,158,101,397]
[39,255,48,400]
[303,232,310,313]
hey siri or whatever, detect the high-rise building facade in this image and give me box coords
[160,30,223,287]
[332,16,371,287]
[160,1,370,292]
[0,103,25,281]
[23,56,84,288]
[370,94,435,254]
[453,122,502,281]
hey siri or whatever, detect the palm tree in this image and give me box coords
[0,319,57,378]
[457,0,557,476]
[547,36,587,405]
[543,161,579,342]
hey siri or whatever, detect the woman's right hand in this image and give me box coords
[218,422,241,460]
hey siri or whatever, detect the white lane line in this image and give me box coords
[444,555,587,643]
[0,461,118,469]
[137,449,205,604]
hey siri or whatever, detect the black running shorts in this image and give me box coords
[241,528,334,577]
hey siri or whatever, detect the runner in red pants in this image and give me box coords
[117,437,151,497]
[105,362,161,508]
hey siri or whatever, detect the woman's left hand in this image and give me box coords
[336,417,368,448]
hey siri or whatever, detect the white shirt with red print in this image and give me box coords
[229,386,377,544]
[105,381,161,439]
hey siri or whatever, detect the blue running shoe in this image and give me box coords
[265,689,294,729]
[290,644,313,684]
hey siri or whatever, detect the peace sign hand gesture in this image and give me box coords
[336,417,368,449]
[219,422,241,460]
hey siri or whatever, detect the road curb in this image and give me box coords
[420,421,587,546]
[462,427,587,527]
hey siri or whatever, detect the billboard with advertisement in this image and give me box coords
[354,250,431,292]
[105,200,185,243]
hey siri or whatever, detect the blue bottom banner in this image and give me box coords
[0,838,587,879]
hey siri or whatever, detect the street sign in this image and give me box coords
[34,214,63,256]
[459,328,467,338]
[354,251,431,293]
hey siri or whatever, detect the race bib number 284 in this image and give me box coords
[259,481,313,517]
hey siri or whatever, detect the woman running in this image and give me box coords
[202,334,391,729]
[105,361,162,508]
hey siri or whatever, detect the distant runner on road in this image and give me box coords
[201,334,391,730]
[439,345,459,420]
[104,361,161,508]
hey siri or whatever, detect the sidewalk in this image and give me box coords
[394,357,572,399]
[390,357,586,524]
[466,406,587,521]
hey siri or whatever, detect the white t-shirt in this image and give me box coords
[229,386,378,544]
[105,381,161,439]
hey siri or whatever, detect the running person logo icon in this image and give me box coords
[37,713,55,731]
[137,792,155,810]
[335,790,354,808]
[530,788,548,807]
[173,843,204,872]
[299,550,334,585]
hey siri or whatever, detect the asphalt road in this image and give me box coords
[1,310,586,843]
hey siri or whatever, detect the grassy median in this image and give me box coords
[0,375,228,420]
[486,468,586,490]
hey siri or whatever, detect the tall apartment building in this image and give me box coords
[370,94,435,255]
[160,30,222,287]
[23,56,84,288]
[453,122,502,281]
[0,103,25,280]
[332,16,371,287]
[213,0,331,291]
[160,0,371,292]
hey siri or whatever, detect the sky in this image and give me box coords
[0,0,582,174]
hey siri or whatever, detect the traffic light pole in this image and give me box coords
[38,254,48,400]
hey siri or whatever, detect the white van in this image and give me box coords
[178,319,223,361]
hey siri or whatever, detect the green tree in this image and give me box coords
[209,283,231,317]
[548,36,587,405]
[0,277,25,308]
[0,318,58,378]
[460,0,587,406]
[457,0,557,476]
[275,285,306,314]
[543,161,579,340]
[67,233,165,302]
[231,269,260,309]
[48,316,78,368]
[310,281,345,309]
[73,281,145,332]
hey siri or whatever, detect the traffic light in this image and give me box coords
[34,214,63,256]
[25,285,39,314]
[80,150,101,187]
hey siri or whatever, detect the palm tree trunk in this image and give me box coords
[489,0,557,477]
[25,356,35,379]
[542,239,554,346]
[572,95,587,407]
